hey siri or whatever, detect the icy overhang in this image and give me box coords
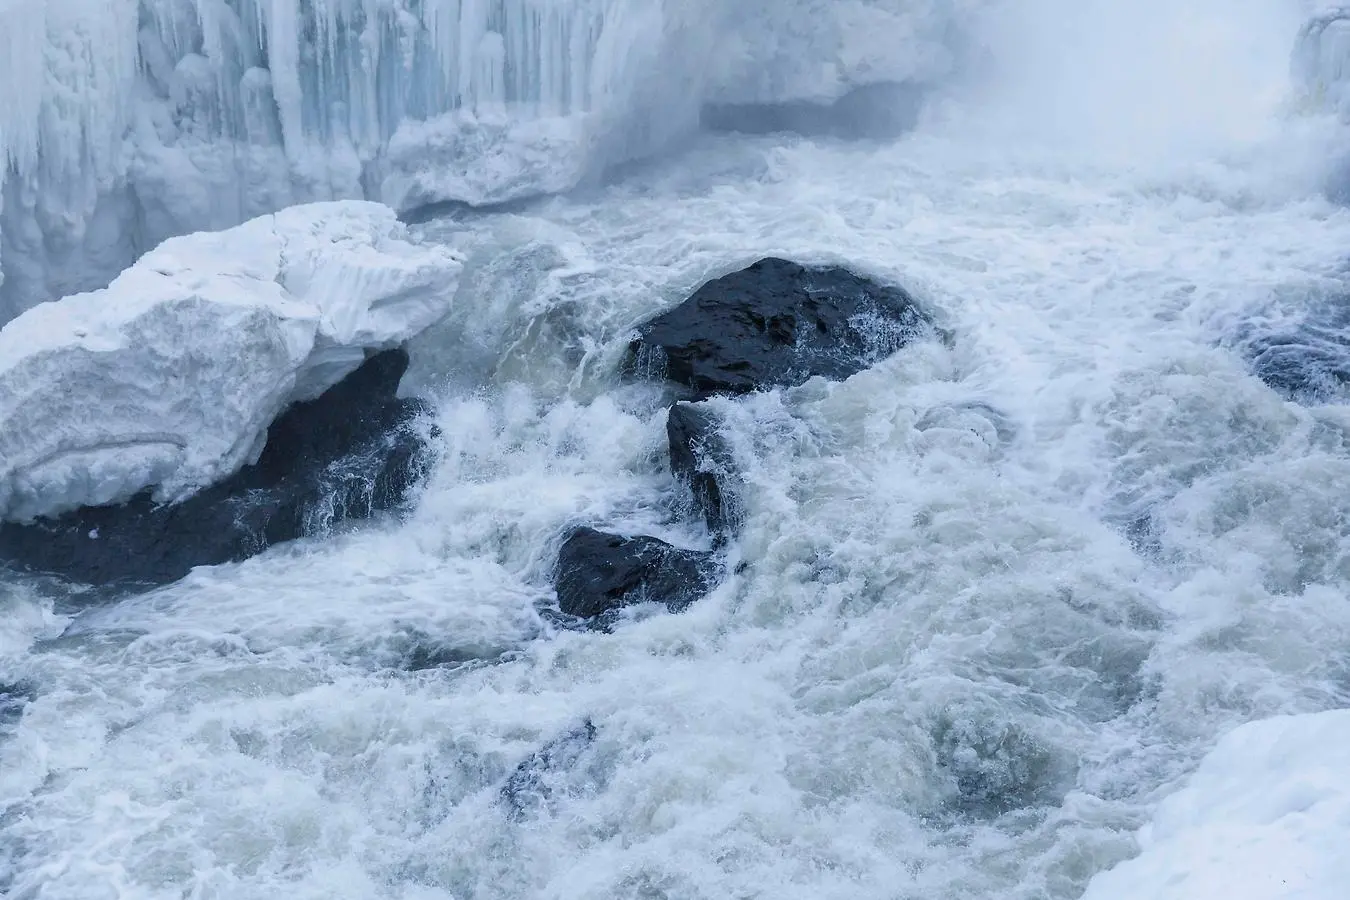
[0,201,462,522]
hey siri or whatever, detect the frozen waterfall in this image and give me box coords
[0,0,975,323]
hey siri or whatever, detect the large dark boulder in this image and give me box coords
[553,527,720,620]
[0,348,435,587]
[628,257,933,398]
[667,403,738,536]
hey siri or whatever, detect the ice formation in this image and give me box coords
[0,0,978,322]
[1082,710,1350,900]
[0,200,462,522]
[1293,7,1350,116]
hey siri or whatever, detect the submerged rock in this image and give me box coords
[0,349,434,587]
[628,257,933,398]
[553,527,720,620]
[500,720,598,821]
[667,402,738,536]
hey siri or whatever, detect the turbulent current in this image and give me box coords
[5,1,1350,898]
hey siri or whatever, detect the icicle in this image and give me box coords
[264,0,305,154]
[0,0,48,176]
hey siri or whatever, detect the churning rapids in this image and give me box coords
[6,1,1350,898]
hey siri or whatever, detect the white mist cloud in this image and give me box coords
[953,0,1310,164]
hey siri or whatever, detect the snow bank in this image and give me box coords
[1082,710,1350,900]
[0,201,462,523]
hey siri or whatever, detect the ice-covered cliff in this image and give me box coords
[0,0,979,323]
[0,200,461,522]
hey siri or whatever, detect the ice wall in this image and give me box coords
[0,0,976,323]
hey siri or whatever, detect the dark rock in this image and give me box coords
[0,349,436,587]
[554,527,720,620]
[500,720,598,821]
[701,82,925,141]
[628,257,933,398]
[667,403,738,536]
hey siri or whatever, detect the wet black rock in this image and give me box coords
[701,82,925,141]
[667,402,738,536]
[500,720,598,821]
[628,257,933,398]
[554,527,720,620]
[0,348,435,588]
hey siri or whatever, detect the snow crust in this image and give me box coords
[1083,710,1350,900]
[0,201,462,523]
[0,0,979,321]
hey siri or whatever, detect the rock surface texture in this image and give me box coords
[667,402,738,537]
[553,527,720,621]
[629,257,934,398]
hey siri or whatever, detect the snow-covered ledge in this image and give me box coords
[1081,710,1350,900]
[0,201,462,523]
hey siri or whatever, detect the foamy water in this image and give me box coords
[5,2,1350,897]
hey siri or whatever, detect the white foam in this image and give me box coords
[0,201,462,521]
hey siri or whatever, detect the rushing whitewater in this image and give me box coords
[5,1,1350,898]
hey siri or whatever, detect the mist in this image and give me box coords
[942,0,1312,166]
